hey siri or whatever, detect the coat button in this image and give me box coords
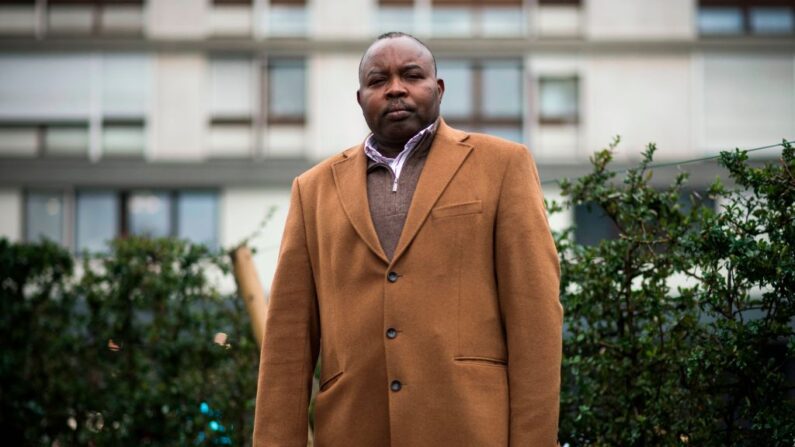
[386,328,397,339]
[387,271,399,283]
[390,380,402,392]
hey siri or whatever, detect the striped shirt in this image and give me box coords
[363,120,438,192]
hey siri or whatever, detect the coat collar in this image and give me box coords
[331,118,473,266]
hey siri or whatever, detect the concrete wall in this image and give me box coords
[312,0,373,38]
[147,0,208,39]
[308,54,370,160]
[0,189,21,242]
[698,53,795,152]
[586,0,694,40]
[585,54,692,160]
[150,53,207,160]
[221,187,292,294]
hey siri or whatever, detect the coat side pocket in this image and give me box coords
[453,356,508,368]
[319,370,344,392]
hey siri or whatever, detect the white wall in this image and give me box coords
[0,189,21,242]
[698,53,795,152]
[147,0,208,39]
[585,0,694,40]
[311,0,373,38]
[150,53,207,160]
[221,187,292,294]
[585,54,692,160]
[308,54,370,160]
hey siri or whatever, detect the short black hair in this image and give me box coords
[358,31,438,81]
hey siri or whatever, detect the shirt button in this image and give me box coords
[390,380,402,392]
[387,271,399,283]
[386,328,397,339]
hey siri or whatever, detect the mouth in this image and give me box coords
[383,102,414,120]
[385,109,412,120]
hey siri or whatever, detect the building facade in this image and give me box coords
[0,0,793,287]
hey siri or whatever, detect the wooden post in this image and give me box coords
[230,246,268,348]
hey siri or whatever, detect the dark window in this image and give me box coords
[698,0,795,35]
[574,203,620,247]
[267,58,307,124]
[438,59,523,143]
[25,191,64,244]
[538,0,581,4]
[76,190,119,254]
[212,0,252,5]
[538,76,579,125]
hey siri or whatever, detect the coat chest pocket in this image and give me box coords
[431,200,482,219]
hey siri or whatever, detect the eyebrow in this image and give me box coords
[366,63,424,77]
[400,64,423,72]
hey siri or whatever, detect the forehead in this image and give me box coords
[362,37,433,72]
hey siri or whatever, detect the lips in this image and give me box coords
[384,104,414,120]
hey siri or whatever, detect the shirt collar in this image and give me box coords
[363,119,438,165]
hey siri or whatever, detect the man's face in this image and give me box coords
[357,37,444,150]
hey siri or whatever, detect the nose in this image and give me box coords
[385,77,407,98]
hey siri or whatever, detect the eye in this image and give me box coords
[368,77,385,87]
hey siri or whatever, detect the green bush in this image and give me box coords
[0,237,258,446]
[553,139,795,446]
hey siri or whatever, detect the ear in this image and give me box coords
[437,78,445,100]
[356,89,362,106]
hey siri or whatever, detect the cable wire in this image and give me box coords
[540,140,794,186]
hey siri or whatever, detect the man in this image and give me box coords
[253,32,563,447]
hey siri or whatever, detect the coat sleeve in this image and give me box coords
[253,178,320,447]
[494,146,563,447]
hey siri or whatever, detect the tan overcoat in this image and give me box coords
[253,120,563,447]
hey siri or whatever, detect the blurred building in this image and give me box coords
[0,0,793,286]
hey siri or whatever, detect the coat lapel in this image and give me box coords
[332,144,390,264]
[391,120,473,265]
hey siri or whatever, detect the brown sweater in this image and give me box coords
[366,132,435,260]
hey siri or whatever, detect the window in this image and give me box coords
[538,76,579,125]
[76,191,118,254]
[377,0,415,34]
[209,57,255,157]
[0,54,148,158]
[267,58,306,124]
[0,0,37,36]
[0,124,38,157]
[698,0,795,36]
[26,191,65,244]
[438,59,523,143]
[210,0,254,36]
[266,0,307,37]
[47,0,145,35]
[574,191,716,246]
[123,190,220,249]
[33,190,219,253]
[431,0,525,37]
[749,7,795,34]
[101,54,148,157]
[574,203,619,247]
[44,123,90,157]
[127,191,172,238]
[177,192,220,249]
[102,119,145,157]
